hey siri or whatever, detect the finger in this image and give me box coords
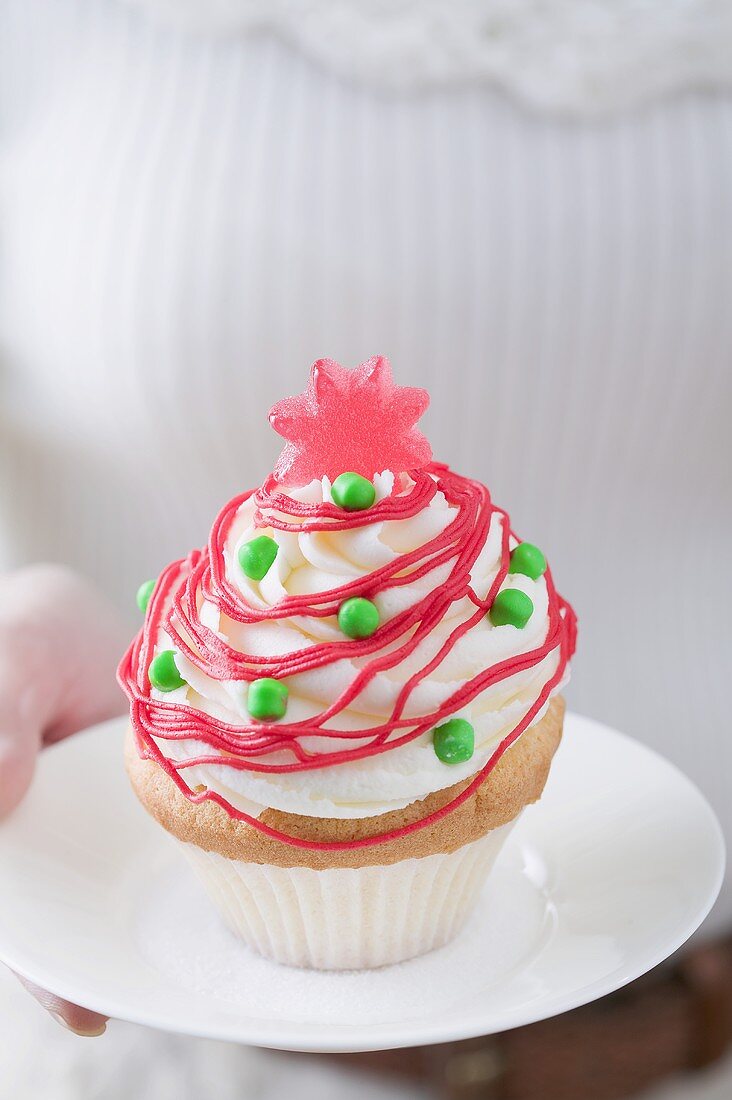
[0,665,42,817]
[0,570,64,817]
[15,973,108,1037]
[0,566,128,818]
[5,565,128,745]
[0,724,39,818]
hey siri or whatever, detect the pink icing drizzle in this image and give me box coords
[118,463,577,850]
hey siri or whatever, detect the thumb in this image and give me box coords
[0,673,42,818]
[0,565,128,817]
[0,734,38,818]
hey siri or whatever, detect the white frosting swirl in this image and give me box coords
[150,473,564,819]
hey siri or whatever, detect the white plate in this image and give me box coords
[0,713,724,1052]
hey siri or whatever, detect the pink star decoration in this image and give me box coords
[269,356,432,485]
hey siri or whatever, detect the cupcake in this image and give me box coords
[119,357,576,970]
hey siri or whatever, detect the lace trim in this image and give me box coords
[121,0,732,114]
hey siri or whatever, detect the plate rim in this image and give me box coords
[0,712,725,1052]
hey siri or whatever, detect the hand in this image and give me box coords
[0,565,129,1036]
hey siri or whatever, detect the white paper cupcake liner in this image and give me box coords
[178,818,518,970]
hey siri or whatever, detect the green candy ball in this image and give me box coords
[148,650,186,692]
[508,542,547,581]
[136,579,156,613]
[247,677,288,721]
[331,472,376,512]
[338,597,380,639]
[489,589,534,629]
[433,718,475,764]
[238,535,278,581]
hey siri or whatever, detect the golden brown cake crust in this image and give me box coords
[124,696,564,869]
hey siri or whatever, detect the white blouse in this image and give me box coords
[1,0,731,931]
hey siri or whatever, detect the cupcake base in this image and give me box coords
[179,821,517,970]
[125,698,564,968]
